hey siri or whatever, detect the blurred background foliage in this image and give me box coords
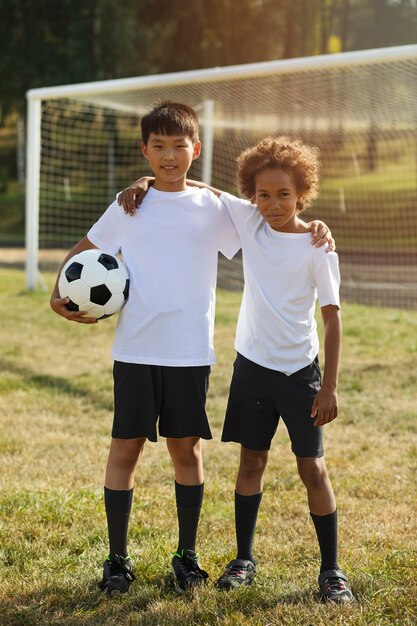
[0,0,416,242]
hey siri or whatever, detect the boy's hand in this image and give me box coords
[50,295,98,324]
[311,387,338,427]
[117,177,154,215]
[309,220,335,251]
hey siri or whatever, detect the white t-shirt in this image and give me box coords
[221,192,340,375]
[87,187,240,366]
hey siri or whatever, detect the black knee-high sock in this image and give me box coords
[235,491,263,563]
[175,481,204,553]
[310,509,339,572]
[104,486,134,558]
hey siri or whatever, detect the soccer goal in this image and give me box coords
[26,44,417,308]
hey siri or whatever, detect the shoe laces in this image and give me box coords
[107,555,135,581]
[225,562,251,579]
[324,576,347,592]
[174,552,208,580]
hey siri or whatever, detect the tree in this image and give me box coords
[345,0,417,51]
[0,0,146,115]
[340,0,351,51]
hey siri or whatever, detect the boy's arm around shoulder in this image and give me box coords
[117,177,224,215]
[306,219,335,251]
[186,179,223,197]
[117,176,155,215]
[50,236,99,324]
[311,304,341,427]
[117,177,335,253]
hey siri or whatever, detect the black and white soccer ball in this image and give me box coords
[58,249,129,319]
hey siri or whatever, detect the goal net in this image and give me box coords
[26,44,417,308]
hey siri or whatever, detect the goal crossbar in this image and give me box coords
[27,44,417,104]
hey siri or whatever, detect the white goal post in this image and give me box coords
[26,44,417,307]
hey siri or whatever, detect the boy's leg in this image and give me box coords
[166,436,204,552]
[155,363,211,593]
[216,446,267,590]
[297,456,354,603]
[296,456,337,569]
[166,436,208,592]
[218,354,280,590]
[100,437,145,595]
[105,436,146,556]
[235,446,268,561]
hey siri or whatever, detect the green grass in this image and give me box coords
[0,268,416,625]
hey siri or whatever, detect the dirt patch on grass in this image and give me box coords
[0,248,65,270]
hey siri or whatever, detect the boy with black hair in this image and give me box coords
[50,101,240,594]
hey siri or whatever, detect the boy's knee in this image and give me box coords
[239,447,268,478]
[167,437,202,466]
[296,457,328,488]
[109,437,146,467]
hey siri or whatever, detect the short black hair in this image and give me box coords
[141,100,199,145]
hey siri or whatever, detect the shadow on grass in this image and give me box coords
[0,574,186,626]
[0,357,112,412]
[0,580,325,626]
[0,584,158,626]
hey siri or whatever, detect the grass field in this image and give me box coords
[0,267,416,626]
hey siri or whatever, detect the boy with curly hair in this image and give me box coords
[212,136,354,603]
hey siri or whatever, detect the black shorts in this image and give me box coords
[222,353,324,457]
[112,361,212,441]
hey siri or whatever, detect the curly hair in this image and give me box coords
[236,136,320,211]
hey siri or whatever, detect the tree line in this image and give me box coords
[1,0,416,117]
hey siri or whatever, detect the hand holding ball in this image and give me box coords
[58,249,129,319]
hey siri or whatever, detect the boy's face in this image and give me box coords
[142,133,201,192]
[254,168,300,232]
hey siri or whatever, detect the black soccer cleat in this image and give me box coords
[215,558,256,590]
[99,554,135,595]
[171,549,209,593]
[318,568,355,603]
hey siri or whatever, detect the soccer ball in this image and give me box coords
[58,249,129,319]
